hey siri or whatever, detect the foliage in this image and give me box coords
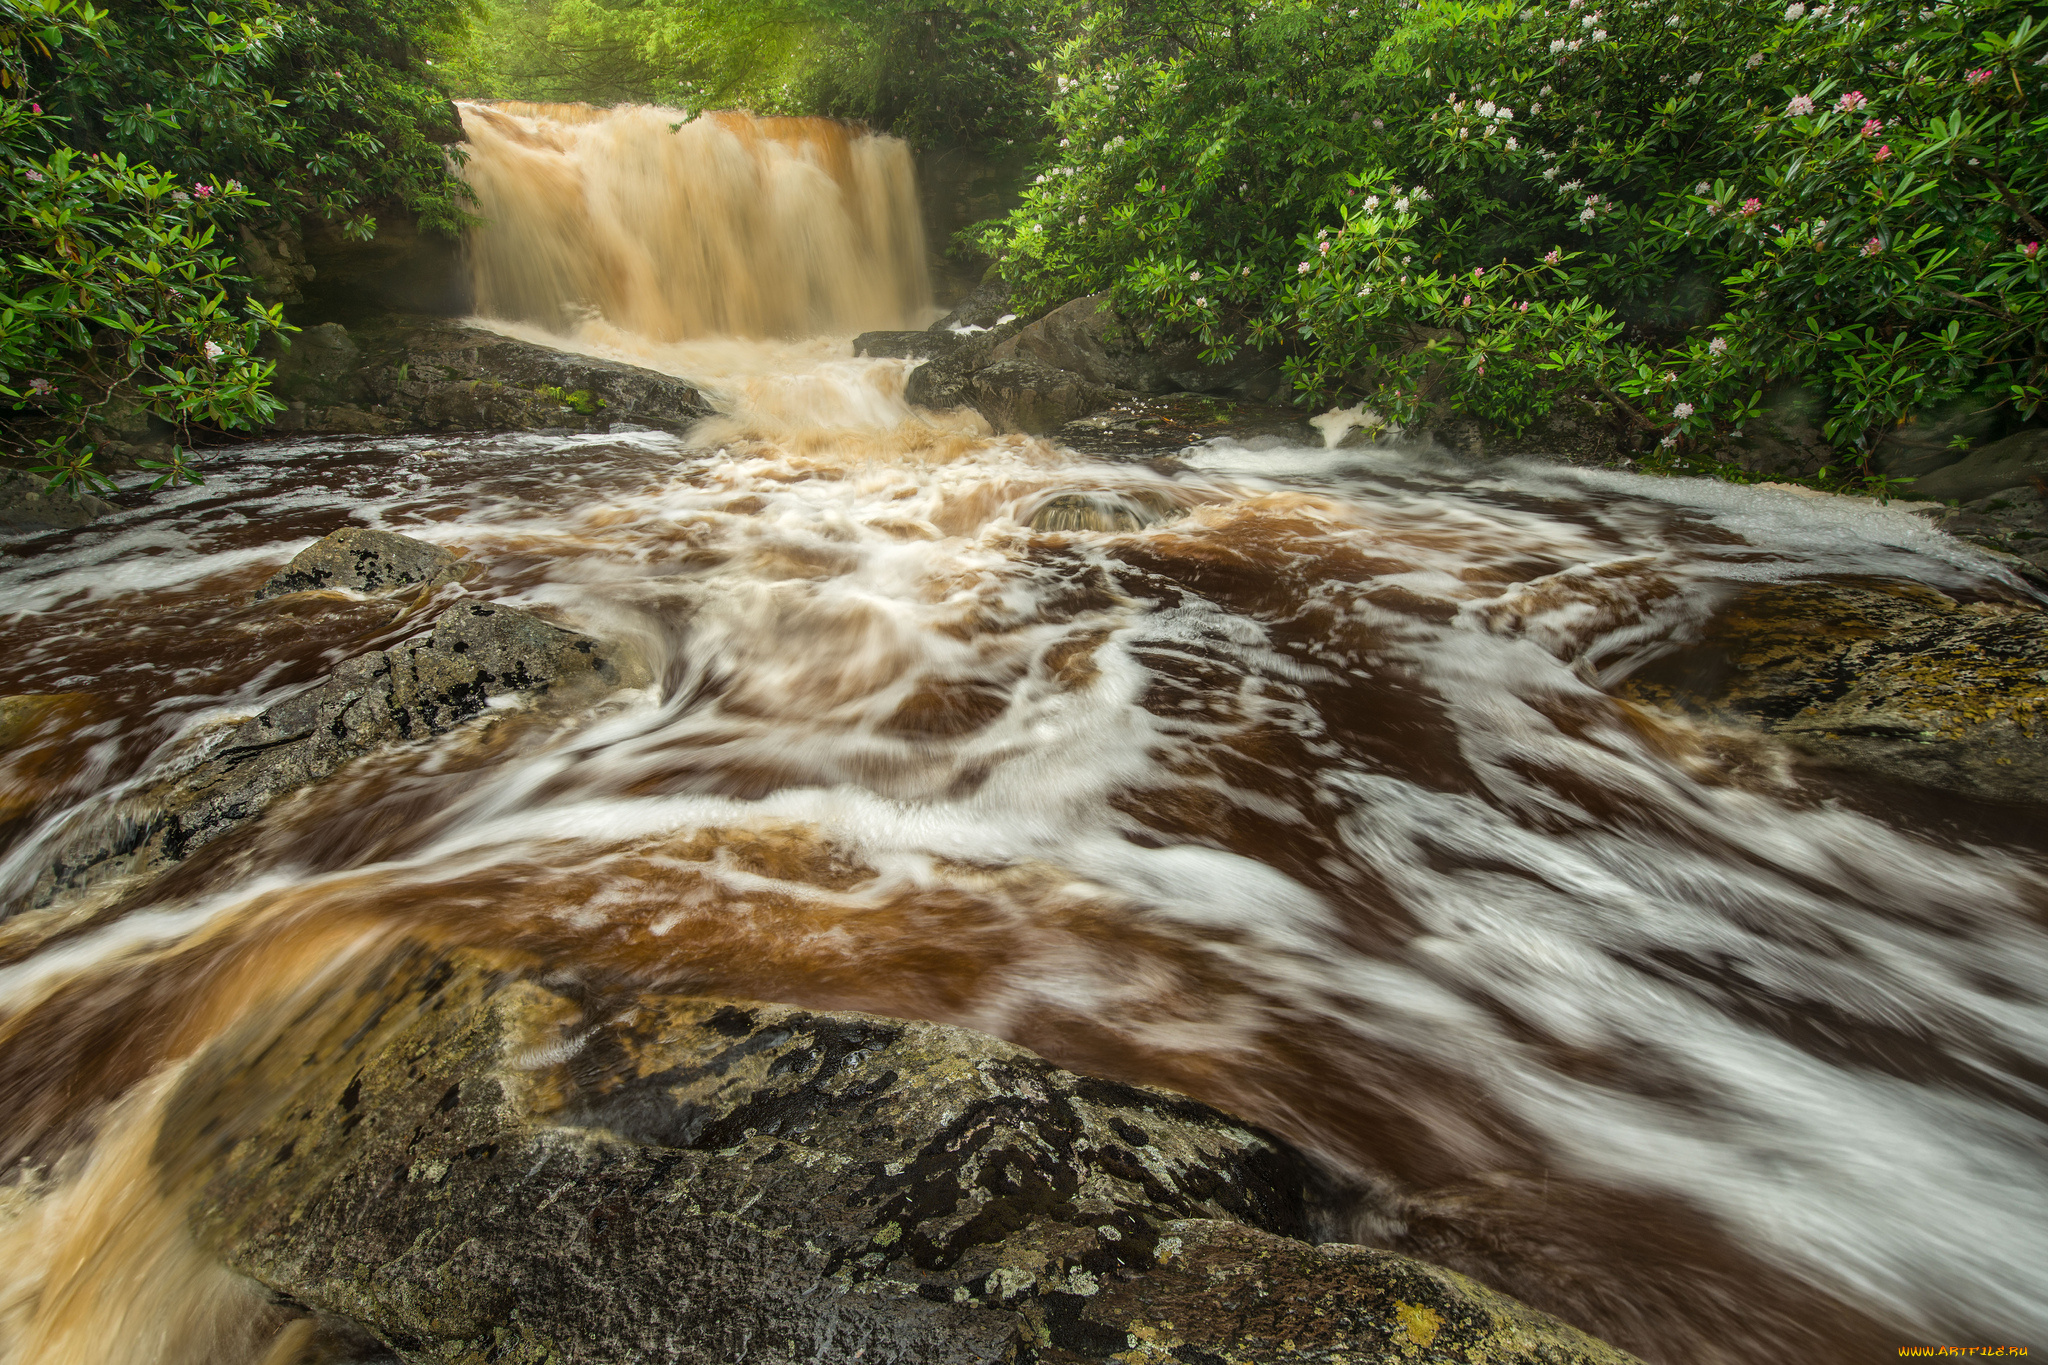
[984,0,2048,478]
[438,0,1051,151]
[1,0,294,491]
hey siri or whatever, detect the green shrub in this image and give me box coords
[985,0,2047,481]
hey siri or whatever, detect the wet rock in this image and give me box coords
[1029,491,1178,533]
[19,602,648,912]
[989,292,1282,398]
[168,946,1640,1365]
[0,466,116,534]
[1908,429,2048,505]
[1617,580,2048,804]
[253,527,467,602]
[1053,393,1319,459]
[854,330,963,362]
[964,358,1132,436]
[931,266,1016,333]
[266,315,712,440]
[903,316,1030,412]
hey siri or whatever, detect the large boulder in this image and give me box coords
[1053,393,1319,460]
[1908,428,2048,504]
[168,945,1640,1365]
[19,598,647,912]
[988,293,1281,399]
[253,526,468,601]
[0,466,116,534]
[964,358,1132,436]
[266,315,713,439]
[1617,579,2048,804]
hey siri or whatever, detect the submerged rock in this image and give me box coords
[253,526,468,601]
[168,946,1640,1365]
[265,315,713,440]
[19,601,647,912]
[1618,580,2048,804]
[1029,491,1178,533]
[0,466,116,534]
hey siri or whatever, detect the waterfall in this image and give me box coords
[455,102,932,340]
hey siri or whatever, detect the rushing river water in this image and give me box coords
[2,106,2047,1365]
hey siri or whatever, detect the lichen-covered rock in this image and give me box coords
[254,527,467,601]
[1617,580,2048,803]
[165,947,1639,1365]
[19,602,647,911]
[265,315,713,439]
[0,466,116,534]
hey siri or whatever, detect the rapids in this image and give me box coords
[2,104,2046,1365]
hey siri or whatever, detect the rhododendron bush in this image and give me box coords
[983,0,2047,481]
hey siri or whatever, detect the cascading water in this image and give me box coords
[0,102,2044,1365]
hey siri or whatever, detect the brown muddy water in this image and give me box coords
[1,104,2046,1365]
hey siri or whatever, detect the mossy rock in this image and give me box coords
[167,947,1641,1365]
[1618,579,2048,804]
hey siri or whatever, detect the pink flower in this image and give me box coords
[1740,198,1762,216]
[1860,117,1883,137]
[28,377,52,395]
[29,103,40,114]
[2023,242,2041,260]
[1965,68,1992,87]
[1707,201,1721,216]
[1543,247,1561,264]
[193,183,213,198]
[1874,143,1892,162]
[1786,94,1815,116]
[1318,241,1330,255]
[23,168,43,183]
[1473,266,1485,278]
[1861,236,1883,256]
[1838,90,1868,112]
[1518,300,1531,312]
[1463,293,1473,306]
[1296,261,1312,274]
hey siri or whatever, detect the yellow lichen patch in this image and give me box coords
[1395,1300,1443,1348]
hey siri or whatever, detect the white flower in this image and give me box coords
[1550,38,1566,51]
[1480,100,1497,117]
[1666,13,1679,23]
[1696,181,1711,193]
[1580,207,1597,221]
[1394,196,1411,212]
[1499,108,1514,121]
[1582,13,1596,25]
[1372,117,1385,129]
[1592,28,1607,40]
[1673,401,1694,418]
[1748,52,1764,66]
[203,341,225,360]
[1357,285,1373,296]
[1541,84,1554,95]
[1364,195,1381,211]
[1484,124,1497,137]
[1564,178,1584,190]
[1784,3,1805,17]
[1506,136,1519,151]
[1786,94,1815,116]
[1543,166,1560,180]
[1297,261,1312,274]
[1687,71,1702,85]
[1194,296,1207,306]
[1707,336,1728,355]
[1189,270,1201,281]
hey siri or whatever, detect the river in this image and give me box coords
[0,104,2044,1365]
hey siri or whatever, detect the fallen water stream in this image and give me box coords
[1,105,2045,1365]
